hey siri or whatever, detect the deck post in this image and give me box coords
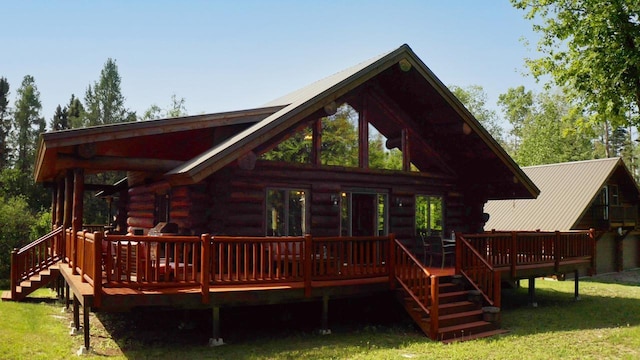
[93,231,102,308]
[510,232,517,278]
[10,249,17,300]
[56,179,64,228]
[64,170,73,265]
[528,277,537,307]
[304,234,312,297]
[574,269,580,301]
[320,294,331,335]
[554,231,561,272]
[65,282,70,310]
[388,234,396,290]
[71,295,80,333]
[201,234,210,304]
[208,306,224,346]
[71,168,84,275]
[83,300,90,351]
[429,275,439,340]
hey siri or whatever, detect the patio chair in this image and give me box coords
[422,235,455,268]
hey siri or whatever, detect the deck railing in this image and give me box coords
[61,232,396,304]
[393,239,440,339]
[459,230,595,286]
[10,226,64,300]
[455,234,501,307]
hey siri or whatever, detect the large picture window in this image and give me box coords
[415,195,443,236]
[266,189,306,236]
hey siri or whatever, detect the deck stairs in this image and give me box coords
[396,275,507,342]
[2,264,60,302]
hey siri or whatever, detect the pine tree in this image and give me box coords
[83,58,135,126]
[11,75,44,173]
[67,94,84,129]
[0,77,10,168]
[50,104,70,131]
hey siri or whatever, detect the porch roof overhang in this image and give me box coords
[34,106,284,183]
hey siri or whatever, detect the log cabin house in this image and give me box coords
[3,44,597,349]
[485,157,640,274]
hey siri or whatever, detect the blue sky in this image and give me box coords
[2,1,542,124]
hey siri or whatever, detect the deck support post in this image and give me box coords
[528,277,537,307]
[574,270,581,301]
[70,295,81,334]
[65,282,70,310]
[83,299,91,351]
[208,306,224,347]
[319,294,331,335]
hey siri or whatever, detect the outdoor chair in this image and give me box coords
[422,234,455,268]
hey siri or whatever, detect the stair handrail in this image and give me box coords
[11,226,64,300]
[456,234,501,308]
[393,239,440,338]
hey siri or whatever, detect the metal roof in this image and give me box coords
[484,158,632,231]
[165,44,539,200]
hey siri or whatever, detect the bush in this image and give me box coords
[0,196,36,279]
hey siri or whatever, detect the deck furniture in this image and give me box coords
[423,234,455,268]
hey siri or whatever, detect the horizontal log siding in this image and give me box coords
[205,162,464,240]
[127,183,210,235]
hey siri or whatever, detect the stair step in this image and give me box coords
[1,291,12,301]
[438,282,460,293]
[438,320,496,340]
[438,309,483,327]
[438,291,468,304]
[442,329,509,343]
[437,301,478,315]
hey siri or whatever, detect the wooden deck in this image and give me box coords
[6,228,595,346]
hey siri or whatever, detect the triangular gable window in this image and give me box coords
[260,102,416,171]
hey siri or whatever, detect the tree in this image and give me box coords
[50,104,70,131]
[83,58,136,126]
[512,0,640,128]
[0,77,10,168]
[498,87,595,166]
[141,94,188,121]
[497,85,534,148]
[11,75,45,173]
[450,85,506,147]
[67,94,84,129]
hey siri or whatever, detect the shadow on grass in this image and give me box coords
[94,292,420,356]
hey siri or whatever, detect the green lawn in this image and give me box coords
[2,272,640,359]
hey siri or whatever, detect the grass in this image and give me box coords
[1,271,640,359]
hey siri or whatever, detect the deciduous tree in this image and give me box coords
[512,0,640,128]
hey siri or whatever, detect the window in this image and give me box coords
[598,187,609,220]
[154,193,170,225]
[415,195,443,236]
[266,189,306,236]
[340,191,387,236]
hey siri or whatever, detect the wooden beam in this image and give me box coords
[56,179,64,228]
[57,154,183,173]
[401,128,410,172]
[64,170,73,229]
[312,119,322,166]
[72,168,84,274]
[359,97,369,169]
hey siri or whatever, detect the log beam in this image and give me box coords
[57,154,183,173]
